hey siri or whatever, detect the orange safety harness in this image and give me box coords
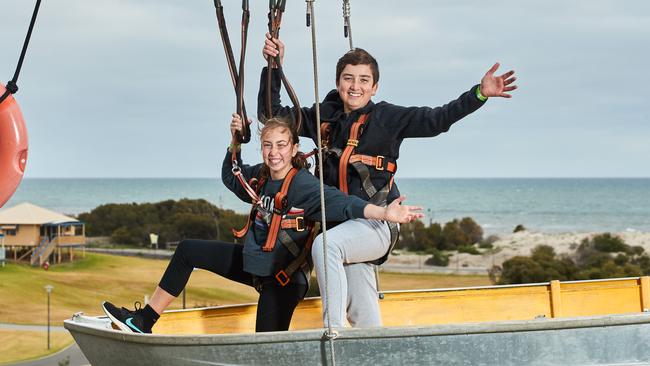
[231,167,318,287]
[320,113,400,264]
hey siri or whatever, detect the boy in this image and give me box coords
[259,36,516,327]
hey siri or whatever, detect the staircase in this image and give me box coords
[30,236,57,266]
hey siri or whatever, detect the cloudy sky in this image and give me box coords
[2,0,648,178]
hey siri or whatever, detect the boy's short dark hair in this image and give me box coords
[335,48,379,85]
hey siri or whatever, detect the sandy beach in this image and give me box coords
[385,231,650,274]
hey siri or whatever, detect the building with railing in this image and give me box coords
[0,202,85,266]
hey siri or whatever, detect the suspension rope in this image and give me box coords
[265,0,303,134]
[213,0,251,144]
[0,0,42,105]
[306,1,338,365]
[342,0,353,50]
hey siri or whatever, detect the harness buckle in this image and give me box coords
[347,139,359,147]
[275,270,290,286]
[375,155,385,171]
[295,217,305,232]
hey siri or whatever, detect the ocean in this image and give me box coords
[4,178,650,234]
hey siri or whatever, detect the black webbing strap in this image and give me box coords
[1,0,42,105]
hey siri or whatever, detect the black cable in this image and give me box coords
[1,0,42,105]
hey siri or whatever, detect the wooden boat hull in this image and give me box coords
[64,277,650,365]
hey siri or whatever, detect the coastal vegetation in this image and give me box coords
[78,199,246,246]
[491,233,650,284]
[396,217,489,266]
[78,200,494,265]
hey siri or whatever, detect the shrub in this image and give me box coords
[440,220,469,250]
[459,217,483,244]
[591,233,628,253]
[513,224,526,233]
[111,226,136,245]
[498,256,547,284]
[172,213,218,240]
[425,249,450,266]
[479,234,500,249]
[80,199,248,246]
[497,234,647,285]
[394,220,441,253]
[458,245,480,255]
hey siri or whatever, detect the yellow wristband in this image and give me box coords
[476,85,488,102]
[228,143,241,152]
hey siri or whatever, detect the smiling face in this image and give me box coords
[261,126,298,180]
[336,63,378,114]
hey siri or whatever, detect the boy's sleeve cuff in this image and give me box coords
[476,85,488,102]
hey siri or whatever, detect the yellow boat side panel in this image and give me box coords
[153,277,650,335]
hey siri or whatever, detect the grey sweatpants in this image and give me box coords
[311,218,391,328]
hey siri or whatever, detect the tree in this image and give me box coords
[440,220,469,250]
[498,256,547,284]
[459,217,483,244]
[79,199,248,246]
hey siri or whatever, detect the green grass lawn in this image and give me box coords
[0,252,258,325]
[0,330,73,365]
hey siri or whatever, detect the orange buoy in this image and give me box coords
[0,82,28,208]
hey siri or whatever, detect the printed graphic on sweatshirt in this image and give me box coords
[255,194,274,230]
[253,193,306,245]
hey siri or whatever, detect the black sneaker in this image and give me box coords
[102,301,152,334]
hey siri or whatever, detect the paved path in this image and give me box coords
[0,323,67,332]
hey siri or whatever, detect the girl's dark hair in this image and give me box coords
[335,48,379,85]
[258,118,310,180]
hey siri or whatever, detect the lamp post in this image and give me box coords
[44,285,53,350]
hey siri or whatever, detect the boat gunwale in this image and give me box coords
[376,276,644,295]
[156,276,645,317]
[64,312,650,346]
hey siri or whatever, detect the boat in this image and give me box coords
[64,276,650,365]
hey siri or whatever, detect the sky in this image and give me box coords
[1,0,649,178]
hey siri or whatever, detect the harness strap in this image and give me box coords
[232,207,254,238]
[338,114,368,194]
[232,177,265,238]
[231,159,262,203]
[262,168,298,252]
[280,216,306,231]
[275,223,319,286]
[369,221,400,265]
[349,154,396,173]
[350,161,379,200]
[278,230,302,257]
[320,122,331,151]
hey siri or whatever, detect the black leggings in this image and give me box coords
[158,239,307,332]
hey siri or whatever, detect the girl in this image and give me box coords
[102,114,422,333]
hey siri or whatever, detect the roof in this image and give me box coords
[0,202,80,225]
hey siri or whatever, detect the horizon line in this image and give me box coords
[21,176,650,180]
